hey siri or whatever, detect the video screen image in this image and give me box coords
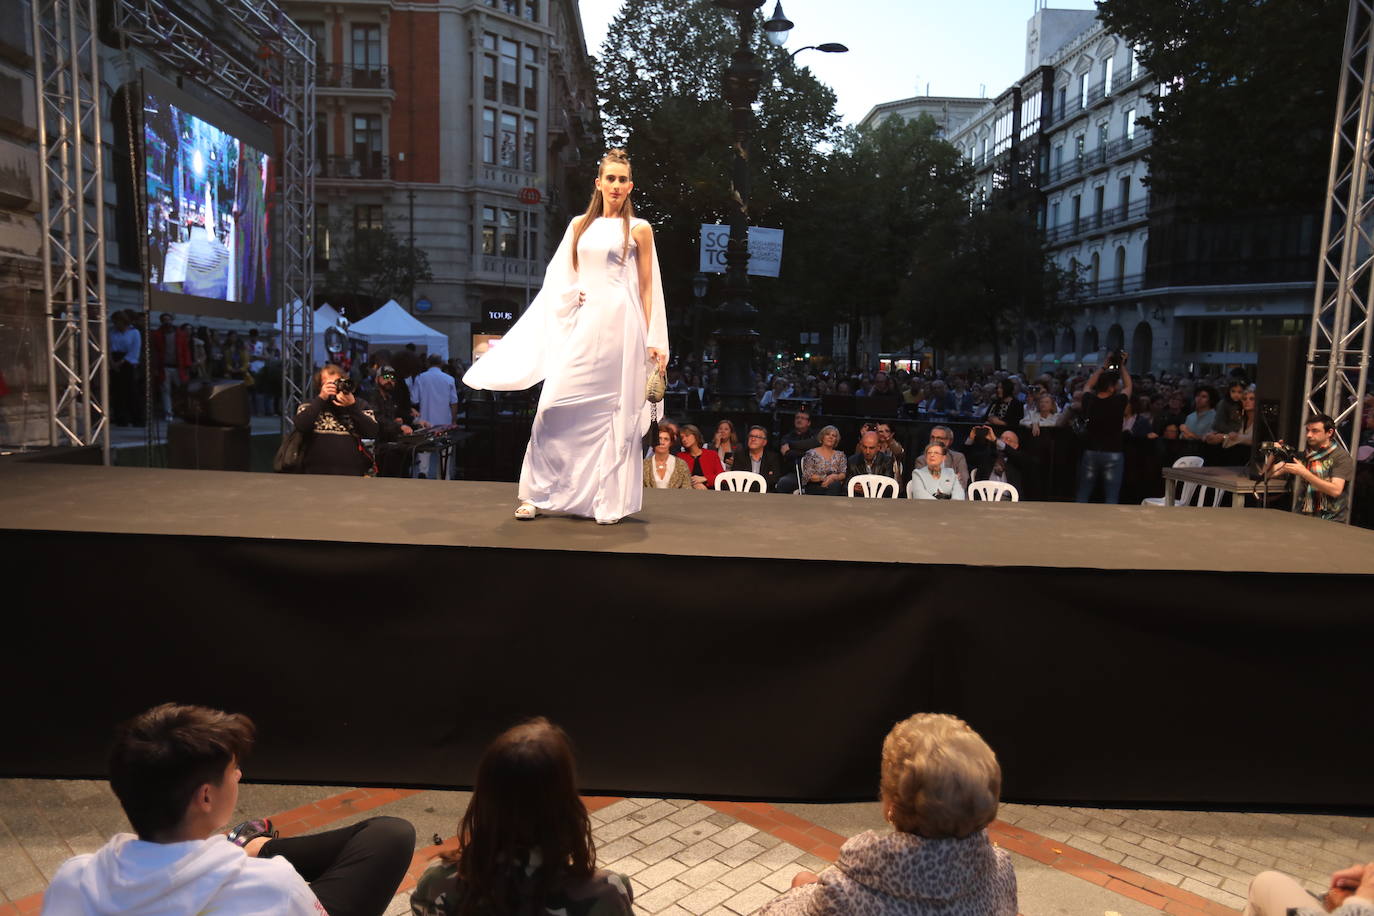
[143,89,271,312]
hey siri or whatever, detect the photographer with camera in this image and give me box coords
[1267,413,1355,523]
[967,426,1037,498]
[293,363,380,476]
[1075,349,1133,504]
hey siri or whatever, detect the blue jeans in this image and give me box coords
[1076,449,1124,503]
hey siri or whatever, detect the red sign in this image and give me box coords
[518,187,542,205]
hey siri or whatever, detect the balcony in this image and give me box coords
[1067,272,1147,302]
[1103,129,1152,162]
[1044,197,1150,245]
[319,154,391,181]
[1046,94,1085,129]
[317,63,392,93]
[1045,146,1106,186]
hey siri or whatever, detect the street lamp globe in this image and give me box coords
[692,272,709,299]
[763,0,793,46]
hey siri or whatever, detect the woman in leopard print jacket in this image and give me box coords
[759,713,1016,916]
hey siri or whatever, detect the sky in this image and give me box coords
[576,0,1101,126]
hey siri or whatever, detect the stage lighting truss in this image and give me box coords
[31,0,315,458]
[1303,0,1374,514]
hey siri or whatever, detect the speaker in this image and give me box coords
[167,423,251,471]
[1249,335,1307,478]
[173,380,251,428]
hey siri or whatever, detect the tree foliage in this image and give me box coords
[1097,0,1346,213]
[318,219,433,319]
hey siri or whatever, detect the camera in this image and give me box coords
[1259,440,1303,464]
[934,490,952,499]
[1105,349,1125,372]
[334,377,356,396]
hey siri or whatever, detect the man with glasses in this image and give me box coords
[929,425,969,490]
[732,425,783,491]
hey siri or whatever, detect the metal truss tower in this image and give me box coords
[31,0,315,458]
[31,0,110,460]
[1303,0,1374,519]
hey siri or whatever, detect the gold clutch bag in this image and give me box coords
[645,363,666,404]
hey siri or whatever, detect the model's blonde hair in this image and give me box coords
[571,149,634,271]
[880,713,1001,839]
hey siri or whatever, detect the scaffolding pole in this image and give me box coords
[1302,0,1374,525]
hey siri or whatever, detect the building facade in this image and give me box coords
[859,94,989,140]
[938,6,1313,375]
[285,0,600,358]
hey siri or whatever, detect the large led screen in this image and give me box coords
[142,72,273,320]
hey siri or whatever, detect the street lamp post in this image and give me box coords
[710,1,844,409]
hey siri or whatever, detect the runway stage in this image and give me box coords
[3,462,1372,807]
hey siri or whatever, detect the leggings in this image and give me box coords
[261,816,415,916]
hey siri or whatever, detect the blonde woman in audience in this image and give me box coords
[1021,393,1063,436]
[643,427,690,489]
[800,425,847,495]
[759,713,1016,916]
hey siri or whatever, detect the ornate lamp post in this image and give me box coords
[710,0,844,409]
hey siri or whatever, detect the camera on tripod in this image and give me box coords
[1258,440,1303,465]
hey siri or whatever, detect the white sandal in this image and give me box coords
[514,502,538,520]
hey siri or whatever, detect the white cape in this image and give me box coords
[465,217,669,522]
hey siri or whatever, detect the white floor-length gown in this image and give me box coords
[463,216,669,523]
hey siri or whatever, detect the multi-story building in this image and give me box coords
[941,6,1314,375]
[859,94,989,140]
[285,0,600,356]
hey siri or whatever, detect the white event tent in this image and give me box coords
[348,299,449,360]
[274,302,344,365]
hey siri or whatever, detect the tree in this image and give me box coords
[902,200,1075,370]
[318,218,433,319]
[1096,0,1347,214]
[596,0,841,352]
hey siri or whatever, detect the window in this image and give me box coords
[481,206,497,255]
[1019,91,1041,140]
[314,204,330,266]
[1119,176,1131,210]
[1052,144,1063,170]
[1079,71,1089,108]
[353,114,382,169]
[1129,45,1141,82]
[524,0,538,21]
[1093,186,1105,224]
[1124,108,1137,141]
[1102,56,1114,95]
[483,35,497,101]
[501,39,519,106]
[1074,133,1085,159]
[525,211,539,258]
[1115,246,1127,292]
[1056,85,1066,117]
[315,113,328,169]
[1090,252,1100,292]
[352,24,381,70]
[353,204,384,237]
[1050,201,1060,229]
[499,208,518,257]
[524,46,538,110]
[1097,123,1108,150]
[522,117,536,172]
[500,112,518,167]
[1071,194,1082,230]
[301,21,327,71]
[482,108,496,163]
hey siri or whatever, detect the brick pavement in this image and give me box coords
[2,778,1371,915]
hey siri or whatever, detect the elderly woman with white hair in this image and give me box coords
[759,713,1016,916]
[907,443,966,500]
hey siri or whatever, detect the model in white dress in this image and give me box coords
[463,162,668,524]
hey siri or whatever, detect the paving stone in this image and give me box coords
[594,815,644,841]
[716,839,766,868]
[1103,835,1163,864]
[1180,875,1247,910]
[753,842,806,870]
[594,799,643,824]
[749,830,782,849]
[709,823,758,849]
[636,878,692,913]
[637,837,687,865]
[633,819,686,845]
[671,820,722,846]
[677,881,735,915]
[763,864,801,892]
[595,835,645,863]
[794,853,829,872]
[631,801,681,825]
[1066,835,1127,864]
[663,799,695,809]
[1121,854,1185,887]
[719,860,772,892]
[675,838,727,868]
[656,907,693,916]
[604,855,648,878]
[676,859,731,889]
[723,881,779,914]
[705,812,736,828]
[667,803,716,828]
[634,857,688,890]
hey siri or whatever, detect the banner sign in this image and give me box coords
[699,224,784,278]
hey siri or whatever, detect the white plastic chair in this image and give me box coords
[968,481,1019,502]
[715,471,767,493]
[848,474,898,498]
[1194,484,1227,508]
[1142,455,1204,506]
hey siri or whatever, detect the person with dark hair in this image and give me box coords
[777,409,820,493]
[985,379,1023,431]
[410,718,633,916]
[1181,387,1218,444]
[1269,413,1356,523]
[678,424,725,490]
[108,311,142,426]
[42,703,414,916]
[150,312,191,420]
[1075,354,1133,503]
[294,362,380,476]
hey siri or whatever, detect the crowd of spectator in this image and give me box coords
[40,701,1374,916]
[107,309,283,426]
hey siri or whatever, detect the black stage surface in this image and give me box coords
[3,463,1372,807]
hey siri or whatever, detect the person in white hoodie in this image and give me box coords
[41,703,414,916]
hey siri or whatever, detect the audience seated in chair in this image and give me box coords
[965,428,1036,499]
[846,431,898,490]
[644,427,691,489]
[678,424,725,490]
[800,426,848,495]
[41,703,415,916]
[758,713,1016,916]
[908,444,966,500]
[930,426,969,490]
[410,718,634,916]
[732,425,784,491]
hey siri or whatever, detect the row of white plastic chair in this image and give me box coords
[714,471,1019,501]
